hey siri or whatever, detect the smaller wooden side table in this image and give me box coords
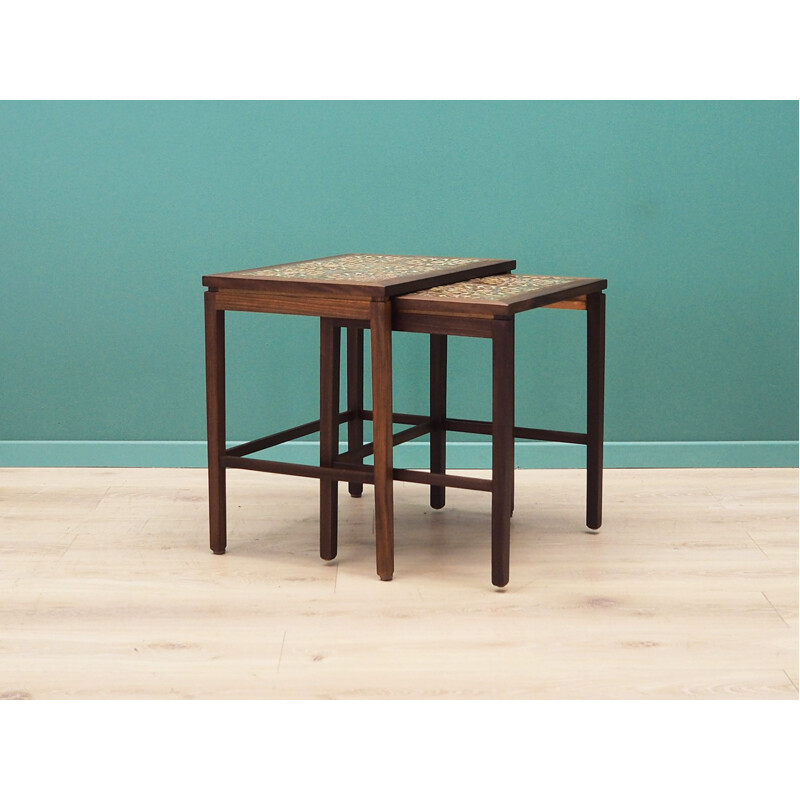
[202,253,515,581]
[334,273,607,586]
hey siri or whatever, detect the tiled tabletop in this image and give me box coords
[202,253,516,298]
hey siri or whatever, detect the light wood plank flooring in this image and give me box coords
[1,467,796,699]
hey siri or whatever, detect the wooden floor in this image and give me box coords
[0,467,796,700]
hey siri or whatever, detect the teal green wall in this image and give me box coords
[1,101,797,466]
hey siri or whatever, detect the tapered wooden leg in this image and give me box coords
[430,334,447,509]
[370,299,394,581]
[320,319,341,560]
[204,291,227,555]
[510,330,515,519]
[346,326,365,498]
[491,318,515,587]
[586,291,606,531]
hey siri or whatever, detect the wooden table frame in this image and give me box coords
[203,255,516,583]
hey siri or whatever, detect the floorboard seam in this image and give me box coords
[761,591,791,628]
[276,630,287,673]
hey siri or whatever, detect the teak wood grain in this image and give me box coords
[213,288,372,320]
[319,320,340,561]
[204,291,226,555]
[430,334,447,510]
[586,291,606,529]
[491,318,515,587]
[346,327,365,498]
[369,299,395,580]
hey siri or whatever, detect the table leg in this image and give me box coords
[509,327,515,520]
[586,291,606,530]
[204,291,227,554]
[320,319,341,560]
[430,334,447,509]
[346,326,365,498]
[491,318,514,587]
[370,299,394,581]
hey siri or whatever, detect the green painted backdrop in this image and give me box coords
[1,101,797,467]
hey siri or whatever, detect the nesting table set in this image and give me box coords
[203,254,606,587]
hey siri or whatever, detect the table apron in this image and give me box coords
[212,289,372,320]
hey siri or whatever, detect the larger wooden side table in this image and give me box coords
[202,253,515,581]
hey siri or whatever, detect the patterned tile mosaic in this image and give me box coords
[248,254,489,282]
[406,274,578,302]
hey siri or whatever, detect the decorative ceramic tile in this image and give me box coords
[407,274,578,301]
[248,254,487,282]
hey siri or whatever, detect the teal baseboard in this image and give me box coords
[0,440,796,468]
